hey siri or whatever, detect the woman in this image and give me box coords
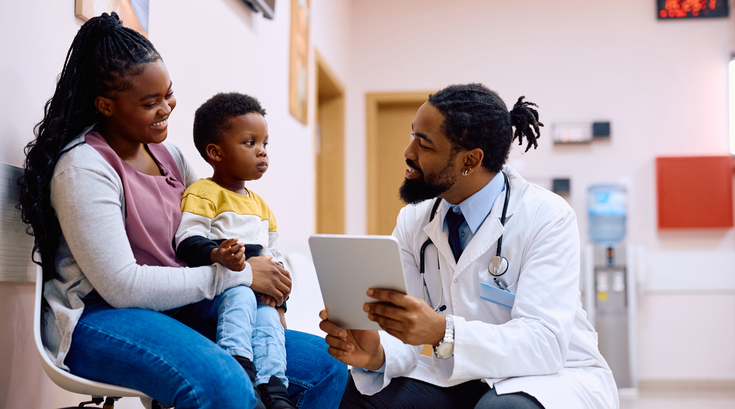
[19,13,346,409]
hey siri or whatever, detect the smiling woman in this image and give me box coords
[93,60,176,172]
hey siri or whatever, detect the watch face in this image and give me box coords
[437,342,454,358]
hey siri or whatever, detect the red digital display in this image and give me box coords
[657,0,728,19]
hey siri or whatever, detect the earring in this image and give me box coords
[462,168,471,176]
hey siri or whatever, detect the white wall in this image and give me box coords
[344,0,735,381]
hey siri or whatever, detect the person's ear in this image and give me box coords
[94,96,114,117]
[206,143,223,162]
[463,148,484,171]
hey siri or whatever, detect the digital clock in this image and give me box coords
[657,0,728,19]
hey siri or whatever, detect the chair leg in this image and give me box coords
[58,397,105,408]
[102,397,119,409]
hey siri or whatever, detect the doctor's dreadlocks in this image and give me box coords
[19,12,161,282]
[428,83,543,174]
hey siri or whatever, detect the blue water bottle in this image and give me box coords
[587,185,627,246]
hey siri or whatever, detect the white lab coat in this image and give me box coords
[352,166,619,409]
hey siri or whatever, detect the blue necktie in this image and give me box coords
[446,206,466,262]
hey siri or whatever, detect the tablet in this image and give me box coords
[308,234,408,330]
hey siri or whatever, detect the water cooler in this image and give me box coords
[584,185,638,392]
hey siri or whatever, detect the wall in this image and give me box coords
[0,0,351,407]
[344,0,735,382]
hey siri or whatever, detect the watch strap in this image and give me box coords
[433,315,454,358]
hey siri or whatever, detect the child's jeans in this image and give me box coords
[173,285,287,386]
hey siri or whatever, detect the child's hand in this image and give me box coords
[211,238,246,271]
[258,294,277,308]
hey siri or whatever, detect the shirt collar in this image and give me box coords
[442,171,505,234]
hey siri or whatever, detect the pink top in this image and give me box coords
[86,131,186,267]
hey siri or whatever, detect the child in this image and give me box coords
[174,93,294,409]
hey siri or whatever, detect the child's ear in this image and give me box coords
[205,143,223,162]
[94,96,114,117]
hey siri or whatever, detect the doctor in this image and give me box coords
[320,83,618,409]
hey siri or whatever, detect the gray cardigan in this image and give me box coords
[44,127,253,369]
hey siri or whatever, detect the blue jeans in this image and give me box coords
[66,291,348,409]
[176,286,287,386]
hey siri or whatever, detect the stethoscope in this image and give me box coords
[419,171,511,312]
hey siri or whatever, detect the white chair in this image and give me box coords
[33,265,151,408]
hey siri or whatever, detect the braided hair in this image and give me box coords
[427,83,543,173]
[19,12,161,282]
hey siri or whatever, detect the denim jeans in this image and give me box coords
[175,286,287,386]
[66,291,348,409]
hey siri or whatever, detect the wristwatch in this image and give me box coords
[433,315,454,359]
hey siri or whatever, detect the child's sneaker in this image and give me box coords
[257,376,296,409]
[234,356,266,409]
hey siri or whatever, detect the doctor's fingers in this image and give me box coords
[324,333,355,355]
[319,315,347,339]
[367,311,405,333]
[367,288,413,306]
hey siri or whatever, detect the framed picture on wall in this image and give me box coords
[289,0,310,124]
[75,0,150,37]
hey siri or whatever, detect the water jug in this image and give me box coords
[588,185,626,245]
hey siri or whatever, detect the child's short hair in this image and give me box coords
[193,92,267,162]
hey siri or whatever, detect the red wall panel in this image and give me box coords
[656,156,734,229]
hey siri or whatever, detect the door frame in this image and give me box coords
[314,50,346,234]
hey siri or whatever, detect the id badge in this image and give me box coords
[480,282,515,309]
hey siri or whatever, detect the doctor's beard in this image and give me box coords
[399,159,457,205]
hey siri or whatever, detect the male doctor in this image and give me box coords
[320,83,619,409]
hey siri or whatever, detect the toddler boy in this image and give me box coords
[174,93,294,409]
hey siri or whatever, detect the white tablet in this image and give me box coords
[308,234,408,330]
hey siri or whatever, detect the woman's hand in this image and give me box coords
[248,255,291,305]
[319,310,385,370]
[210,238,246,271]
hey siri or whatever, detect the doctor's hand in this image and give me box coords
[364,288,446,347]
[319,310,385,370]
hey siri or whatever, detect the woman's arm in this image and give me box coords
[51,160,251,311]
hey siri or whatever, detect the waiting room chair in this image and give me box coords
[33,264,152,408]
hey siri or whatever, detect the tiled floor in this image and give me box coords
[619,384,735,409]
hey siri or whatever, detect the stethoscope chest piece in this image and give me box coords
[490,255,509,276]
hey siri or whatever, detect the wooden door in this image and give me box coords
[366,92,433,235]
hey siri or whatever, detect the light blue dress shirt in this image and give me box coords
[442,172,506,253]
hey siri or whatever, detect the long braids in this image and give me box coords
[428,83,544,173]
[19,12,160,282]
